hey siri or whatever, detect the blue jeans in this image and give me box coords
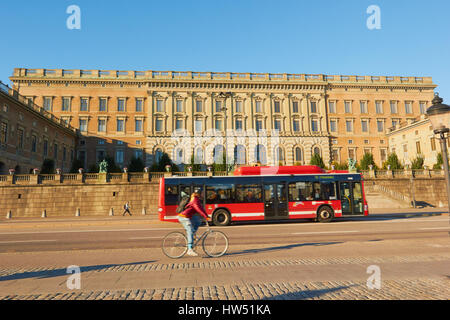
[178,215,202,249]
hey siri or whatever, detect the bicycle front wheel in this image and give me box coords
[162,232,188,258]
[202,230,229,257]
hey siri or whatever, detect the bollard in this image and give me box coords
[6,210,12,219]
[75,208,80,217]
[109,207,114,216]
[142,207,146,215]
[41,209,47,218]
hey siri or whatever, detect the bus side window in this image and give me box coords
[236,185,261,203]
[288,182,309,201]
[320,182,337,200]
[165,185,178,205]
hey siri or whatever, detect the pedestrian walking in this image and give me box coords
[122,202,132,216]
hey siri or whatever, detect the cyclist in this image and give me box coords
[177,189,209,256]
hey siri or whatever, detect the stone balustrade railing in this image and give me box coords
[0,169,447,186]
[360,169,447,179]
[0,171,218,185]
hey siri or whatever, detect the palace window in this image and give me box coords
[375,101,383,114]
[344,101,352,113]
[310,101,317,113]
[293,119,300,132]
[329,120,337,132]
[377,120,384,133]
[155,119,163,132]
[176,100,183,113]
[292,101,299,113]
[274,101,280,113]
[361,120,369,133]
[195,100,202,113]
[274,119,281,131]
[135,119,143,132]
[195,119,203,132]
[135,98,143,112]
[175,119,183,130]
[255,101,262,113]
[117,119,125,132]
[235,119,243,131]
[80,98,89,111]
[156,100,164,112]
[98,119,106,132]
[43,97,52,111]
[390,101,398,114]
[62,97,71,111]
[117,98,126,112]
[99,98,107,111]
[419,102,427,114]
[328,101,336,113]
[0,121,7,143]
[405,101,412,114]
[235,101,243,113]
[360,101,368,114]
[346,120,353,132]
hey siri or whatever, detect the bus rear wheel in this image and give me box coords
[316,206,334,223]
[212,209,231,226]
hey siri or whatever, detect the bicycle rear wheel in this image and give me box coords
[162,232,188,258]
[202,230,229,257]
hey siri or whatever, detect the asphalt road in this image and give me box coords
[0,213,448,254]
[0,211,448,300]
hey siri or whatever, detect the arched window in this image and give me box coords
[255,144,267,165]
[194,147,203,164]
[155,148,163,163]
[274,147,284,164]
[294,147,303,164]
[234,145,246,165]
[213,145,225,164]
[313,146,321,156]
[174,147,184,164]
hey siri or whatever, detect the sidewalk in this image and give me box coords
[0,207,447,230]
[0,214,164,229]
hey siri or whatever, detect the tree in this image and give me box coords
[411,155,425,170]
[185,154,202,172]
[127,156,145,172]
[433,152,449,169]
[309,154,325,168]
[104,155,121,173]
[212,153,227,172]
[40,158,55,174]
[69,158,84,173]
[150,152,179,172]
[382,152,403,170]
[331,161,348,170]
[359,153,378,170]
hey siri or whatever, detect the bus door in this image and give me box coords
[263,183,288,220]
[339,181,364,215]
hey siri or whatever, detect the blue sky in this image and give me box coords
[1,0,449,99]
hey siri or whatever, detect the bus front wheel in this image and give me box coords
[212,209,231,226]
[316,206,334,223]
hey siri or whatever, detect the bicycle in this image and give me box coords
[162,220,229,258]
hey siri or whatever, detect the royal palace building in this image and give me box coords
[9,68,437,170]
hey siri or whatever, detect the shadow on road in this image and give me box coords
[224,241,342,257]
[261,284,357,300]
[231,211,447,227]
[0,260,156,282]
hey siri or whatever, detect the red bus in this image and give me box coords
[158,165,368,226]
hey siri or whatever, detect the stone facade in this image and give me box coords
[386,115,450,168]
[9,68,436,169]
[0,82,78,174]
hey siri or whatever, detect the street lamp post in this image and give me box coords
[426,93,450,214]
